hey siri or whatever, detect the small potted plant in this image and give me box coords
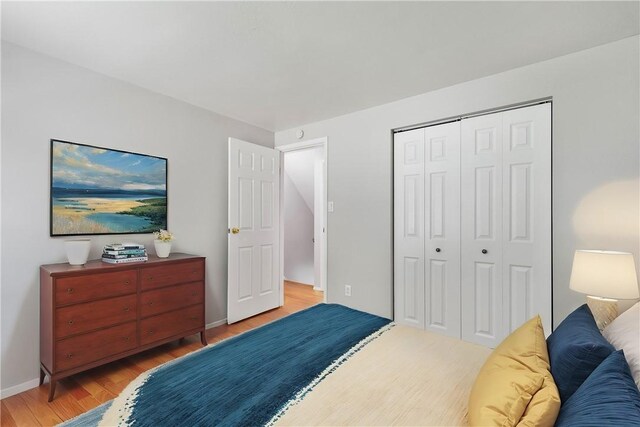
[153,229,174,258]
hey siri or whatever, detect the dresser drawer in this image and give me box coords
[56,294,137,339]
[56,322,137,371]
[140,304,203,345]
[141,282,203,318]
[140,260,204,291]
[56,270,136,306]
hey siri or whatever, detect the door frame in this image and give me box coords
[277,137,328,305]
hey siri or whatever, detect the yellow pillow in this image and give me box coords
[468,315,560,426]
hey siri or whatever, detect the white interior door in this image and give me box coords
[228,138,281,324]
[501,104,552,335]
[394,128,425,328]
[424,122,461,338]
[461,113,505,347]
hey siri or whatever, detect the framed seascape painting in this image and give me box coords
[50,139,168,236]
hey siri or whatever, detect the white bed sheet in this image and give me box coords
[275,325,491,426]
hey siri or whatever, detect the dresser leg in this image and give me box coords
[200,331,208,346]
[48,379,57,402]
[39,368,46,385]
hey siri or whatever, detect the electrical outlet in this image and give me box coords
[345,285,351,297]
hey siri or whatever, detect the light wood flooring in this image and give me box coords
[1,281,323,426]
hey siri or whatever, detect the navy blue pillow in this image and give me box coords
[547,304,614,402]
[555,350,640,426]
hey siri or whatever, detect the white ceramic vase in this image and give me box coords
[154,240,172,258]
[65,239,91,265]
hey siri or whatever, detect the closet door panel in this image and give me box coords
[502,104,552,335]
[394,129,425,328]
[424,122,461,338]
[461,113,504,347]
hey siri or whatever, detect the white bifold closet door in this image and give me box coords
[424,123,461,338]
[394,122,461,337]
[394,128,426,328]
[394,103,551,348]
[461,104,551,346]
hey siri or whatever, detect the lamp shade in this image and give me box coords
[570,250,639,299]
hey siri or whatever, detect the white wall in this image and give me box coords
[0,42,273,396]
[283,172,314,285]
[275,36,640,325]
[284,147,323,211]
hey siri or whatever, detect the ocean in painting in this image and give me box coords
[87,213,153,232]
[52,187,165,201]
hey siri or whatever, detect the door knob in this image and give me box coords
[230,227,240,234]
[435,248,441,253]
[482,249,488,254]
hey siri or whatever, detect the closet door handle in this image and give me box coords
[482,249,488,254]
[435,248,441,253]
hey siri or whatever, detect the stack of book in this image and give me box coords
[102,243,148,264]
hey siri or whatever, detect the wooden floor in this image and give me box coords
[1,281,323,426]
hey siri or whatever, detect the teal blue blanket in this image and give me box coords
[61,304,390,427]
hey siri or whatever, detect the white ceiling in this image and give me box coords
[285,147,323,212]
[2,2,638,132]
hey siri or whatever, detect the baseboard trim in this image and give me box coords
[1,377,40,399]
[206,318,227,329]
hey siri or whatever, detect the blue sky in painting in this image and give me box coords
[52,140,166,191]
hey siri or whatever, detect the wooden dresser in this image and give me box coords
[40,253,206,401]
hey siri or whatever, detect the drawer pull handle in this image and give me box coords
[68,320,74,325]
[124,281,130,285]
[66,353,73,359]
[123,336,130,341]
[66,288,74,294]
[123,307,130,312]
[148,276,153,280]
[190,316,198,320]
[148,301,154,306]
[148,330,154,335]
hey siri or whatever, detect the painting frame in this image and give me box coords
[50,139,168,237]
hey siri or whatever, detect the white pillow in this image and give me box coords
[603,302,640,389]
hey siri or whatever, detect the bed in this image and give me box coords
[61,302,640,427]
